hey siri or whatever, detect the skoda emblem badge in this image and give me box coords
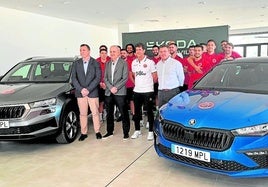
[189,119,196,126]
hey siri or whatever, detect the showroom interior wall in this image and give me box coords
[0,7,118,75]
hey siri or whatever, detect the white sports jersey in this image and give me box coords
[132,56,156,93]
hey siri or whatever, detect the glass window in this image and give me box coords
[195,62,268,93]
[234,46,244,57]
[246,46,258,57]
[261,45,268,57]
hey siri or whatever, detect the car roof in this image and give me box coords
[20,56,78,63]
[221,57,268,64]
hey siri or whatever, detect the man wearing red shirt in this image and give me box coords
[203,39,222,71]
[168,41,184,61]
[188,44,209,89]
[151,45,161,64]
[96,47,110,122]
[220,40,242,60]
[125,44,136,118]
[182,45,195,91]
[150,45,161,110]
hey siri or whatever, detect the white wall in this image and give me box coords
[0,7,118,75]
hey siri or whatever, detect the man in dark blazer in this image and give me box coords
[72,44,102,141]
[103,45,130,139]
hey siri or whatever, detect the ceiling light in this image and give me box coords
[198,1,206,5]
[63,1,70,5]
[144,19,159,22]
[38,4,43,8]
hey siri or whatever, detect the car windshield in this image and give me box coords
[0,61,73,83]
[194,61,268,93]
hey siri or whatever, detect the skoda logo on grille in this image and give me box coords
[189,119,196,126]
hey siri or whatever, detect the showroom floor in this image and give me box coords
[1,119,268,187]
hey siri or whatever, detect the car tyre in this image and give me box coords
[56,107,79,144]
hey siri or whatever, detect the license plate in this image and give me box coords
[0,121,10,128]
[171,144,210,162]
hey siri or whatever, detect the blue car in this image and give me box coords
[154,57,268,178]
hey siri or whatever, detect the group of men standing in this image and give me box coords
[71,39,241,142]
[71,43,185,142]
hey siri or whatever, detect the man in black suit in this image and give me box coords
[72,44,102,141]
[103,45,130,140]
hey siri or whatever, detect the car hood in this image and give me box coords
[0,83,72,105]
[160,90,268,130]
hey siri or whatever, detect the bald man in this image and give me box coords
[103,45,130,140]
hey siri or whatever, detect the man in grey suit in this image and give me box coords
[72,44,102,141]
[103,45,130,139]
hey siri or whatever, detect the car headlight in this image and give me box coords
[29,98,57,108]
[232,124,268,136]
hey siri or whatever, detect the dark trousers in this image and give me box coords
[133,92,154,132]
[105,94,130,136]
[158,87,181,107]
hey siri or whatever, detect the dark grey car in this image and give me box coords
[0,57,80,143]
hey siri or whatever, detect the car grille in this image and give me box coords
[248,155,268,168]
[161,120,234,151]
[0,105,26,119]
[157,144,257,171]
[0,118,57,135]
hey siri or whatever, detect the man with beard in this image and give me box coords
[150,45,161,115]
[151,45,161,64]
[188,44,210,89]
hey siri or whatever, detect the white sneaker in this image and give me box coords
[147,131,154,141]
[131,131,141,139]
[146,122,149,129]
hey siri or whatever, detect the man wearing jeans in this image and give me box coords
[72,44,102,141]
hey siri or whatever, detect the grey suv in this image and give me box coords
[0,57,80,143]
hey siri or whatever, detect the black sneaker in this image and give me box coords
[96,132,102,139]
[123,134,129,140]
[102,133,113,139]
[78,134,88,141]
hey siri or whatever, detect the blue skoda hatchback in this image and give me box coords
[154,57,268,178]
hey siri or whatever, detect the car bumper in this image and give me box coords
[0,105,61,140]
[154,120,268,178]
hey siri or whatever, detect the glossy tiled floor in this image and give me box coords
[1,120,268,187]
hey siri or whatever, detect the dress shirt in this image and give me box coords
[156,57,184,90]
[111,57,119,83]
[83,58,90,74]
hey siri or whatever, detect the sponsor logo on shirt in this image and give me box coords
[136,71,146,76]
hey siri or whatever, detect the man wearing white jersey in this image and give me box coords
[131,43,157,141]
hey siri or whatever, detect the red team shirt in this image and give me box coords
[151,56,161,64]
[96,56,111,83]
[202,52,223,71]
[187,57,210,89]
[125,55,136,88]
